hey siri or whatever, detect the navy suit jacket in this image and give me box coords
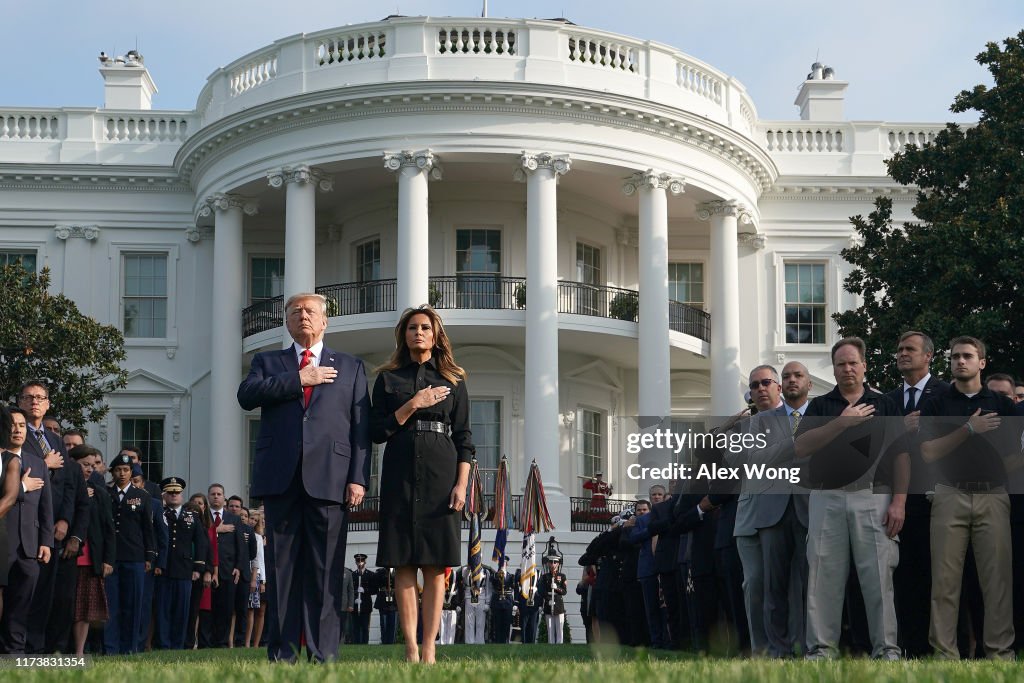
[238,344,371,503]
[7,450,55,557]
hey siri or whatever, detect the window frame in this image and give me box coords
[248,254,286,305]
[774,254,837,350]
[118,415,167,483]
[108,243,178,347]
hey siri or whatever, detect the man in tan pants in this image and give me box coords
[920,336,1016,660]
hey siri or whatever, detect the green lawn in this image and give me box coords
[6,645,1022,682]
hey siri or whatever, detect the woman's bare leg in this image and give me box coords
[418,566,445,664]
[395,567,420,662]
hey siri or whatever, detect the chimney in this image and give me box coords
[98,50,157,110]
[794,62,847,121]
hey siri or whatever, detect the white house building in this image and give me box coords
[0,15,942,640]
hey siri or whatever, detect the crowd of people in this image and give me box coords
[578,332,1024,660]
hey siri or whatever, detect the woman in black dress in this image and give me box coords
[372,306,473,663]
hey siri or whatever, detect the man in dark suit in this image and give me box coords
[0,406,54,654]
[202,483,245,648]
[237,292,371,663]
[886,331,949,658]
[16,382,90,655]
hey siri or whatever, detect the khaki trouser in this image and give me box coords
[929,485,1015,659]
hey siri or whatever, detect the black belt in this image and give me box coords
[941,482,1004,493]
[414,420,450,435]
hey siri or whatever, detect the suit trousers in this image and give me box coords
[759,497,808,657]
[137,570,156,651]
[464,602,487,643]
[379,610,397,644]
[519,605,540,644]
[44,553,80,653]
[263,467,347,662]
[893,496,932,657]
[639,575,670,648]
[0,547,41,654]
[351,612,370,644]
[26,540,60,653]
[103,561,145,655]
[735,534,768,655]
[805,491,900,660]
[209,576,236,647]
[928,486,1014,660]
[491,605,512,643]
[546,614,565,643]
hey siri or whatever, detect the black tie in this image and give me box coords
[166,508,176,526]
[906,386,918,413]
[119,489,126,503]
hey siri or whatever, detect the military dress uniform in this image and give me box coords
[489,564,516,643]
[103,454,157,655]
[350,555,375,644]
[374,567,398,644]
[154,477,209,650]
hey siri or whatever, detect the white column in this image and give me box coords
[384,150,441,313]
[623,171,685,420]
[698,200,749,415]
[267,165,334,300]
[199,193,257,497]
[515,152,570,508]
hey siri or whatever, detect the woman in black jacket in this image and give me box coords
[69,445,115,655]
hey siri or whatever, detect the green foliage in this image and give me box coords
[609,293,638,322]
[429,285,443,308]
[836,31,1024,385]
[0,265,128,430]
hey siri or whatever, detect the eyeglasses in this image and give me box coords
[748,379,777,390]
[19,394,49,403]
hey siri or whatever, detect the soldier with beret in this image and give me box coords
[103,453,156,654]
[153,477,209,650]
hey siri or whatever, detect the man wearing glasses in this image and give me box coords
[17,381,90,655]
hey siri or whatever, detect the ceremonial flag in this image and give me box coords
[520,531,536,604]
[491,455,513,564]
[520,458,554,534]
[465,458,485,603]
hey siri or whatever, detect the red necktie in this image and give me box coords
[214,511,221,527]
[299,349,313,408]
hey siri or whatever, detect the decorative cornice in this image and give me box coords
[512,152,571,182]
[185,225,214,243]
[266,164,334,192]
[695,199,753,226]
[0,172,188,193]
[763,184,915,200]
[621,170,685,196]
[54,225,100,241]
[197,192,259,219]
[615,227,639,248]
[738,233,766,250]
[382,150,443,180]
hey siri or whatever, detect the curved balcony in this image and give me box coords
[240,276,710,342]
[570,496,638,532]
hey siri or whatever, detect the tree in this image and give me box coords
[0,264,128,430]
[835,30,1024,386]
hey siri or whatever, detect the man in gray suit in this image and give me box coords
[728,362,811,656]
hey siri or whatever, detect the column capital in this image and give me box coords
[383,150,443,180]
[185,225,214,243]
[513,152,571,182]
[267,165,334,192]
[197,192,259,219]
[695,199,753,225]
[622,170,685,196]
[738,232,767,250]
[54,224,100,241]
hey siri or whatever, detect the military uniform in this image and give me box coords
[103,454,157,655]
[374,567,397,644]
[350,555,374,644]
[154,477,209,650]
[489,564,516,643]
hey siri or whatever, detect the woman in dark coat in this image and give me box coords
[371,305,473,663]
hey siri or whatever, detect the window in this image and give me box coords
[577,408,603,486]
[470,399,501,493]
[0,250,37,273]
[784,263,827,344]
[121,417,164,483]
[355,239,382,313]
[250,257,285,303]
[456,229,501,308]
[575,242,602,315]
[123,254,168,338]
[668,263,704,309]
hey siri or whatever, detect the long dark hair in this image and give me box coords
[0,405,11,450]
[187,493,213,529]
[375,306,466,384]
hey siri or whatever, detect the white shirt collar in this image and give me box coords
[784,400,808,416]
[118,484,131,495]
[904,373,931,394]
[293,340,324,365]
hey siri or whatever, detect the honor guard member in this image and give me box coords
[351,554,374,644]
[154,477,209,650]
[374,566,398,644]
[461,563,491,644]
[439,567,459,644]
[489,557,515,644]
[103,453,157,655]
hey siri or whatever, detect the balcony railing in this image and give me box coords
[347,494,522,532]
[240,277,710,343]
[570,496,639,532]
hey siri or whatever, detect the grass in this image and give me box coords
[5,645,1022,682]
